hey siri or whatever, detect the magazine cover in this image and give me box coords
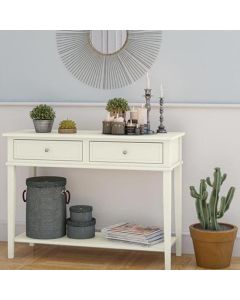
[102,222,163,236]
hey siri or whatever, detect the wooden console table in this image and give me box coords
[3,130,185,270]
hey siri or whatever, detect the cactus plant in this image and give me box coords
[58,119,77,134]
[190,167,235,231]
[30,104,55,120]
[59,119,77,129]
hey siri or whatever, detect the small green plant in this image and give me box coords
[190,167,235,231]
[30,104,56,120]
[106,98,129,115]
[59,119,77,129]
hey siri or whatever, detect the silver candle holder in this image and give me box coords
[157,97,167,133]
[144,88,152,134]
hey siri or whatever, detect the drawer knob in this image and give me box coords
[45,148,50,153]
[122,150,128,155]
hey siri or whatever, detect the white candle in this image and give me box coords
[146,72,150,89]
[160,82,164,98]
[106,112,115,121]
[117,116,124,122]
[130,106,138,120]
[105,112,110,121]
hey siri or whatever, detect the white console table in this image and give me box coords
[3,130,185,270]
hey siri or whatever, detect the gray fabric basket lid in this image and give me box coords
[70,205,93,213]
[67,218,96,227]
[26,176,66,188]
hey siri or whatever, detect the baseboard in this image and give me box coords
[0,221,239,256]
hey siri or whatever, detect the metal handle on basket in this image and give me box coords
[22,190,27,202]
[62,189,71,204]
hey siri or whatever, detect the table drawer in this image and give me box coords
[14,140,83,161]
[90,142,163,164]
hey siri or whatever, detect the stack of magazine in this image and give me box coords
[102,222,164,246]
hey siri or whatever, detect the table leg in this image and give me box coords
[174,164,182,256]
[8,165,16,259]
[29,167,37,247]
[163,170,172,270]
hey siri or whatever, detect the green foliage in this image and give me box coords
[106,98,129,114]
[59,119,77,129]
[30,104,56,120]
[190,167,235,231]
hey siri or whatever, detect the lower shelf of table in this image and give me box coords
[15,232,176,253]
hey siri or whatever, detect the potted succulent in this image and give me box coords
[106,98,129,119]
[30,104,56,133]
[58,119,77,134]
[189,167,237,269]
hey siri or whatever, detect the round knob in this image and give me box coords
[122,150,128,155]
[45,148,50,153]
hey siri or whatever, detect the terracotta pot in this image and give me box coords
[190,223,237,269]
[58,128,77,134]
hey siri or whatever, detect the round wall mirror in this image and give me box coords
[56,30,162,89]
[90,30,128,55]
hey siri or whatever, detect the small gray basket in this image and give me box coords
[70,205,93,222]
[111,122,125,135]
[23,176,70,239]
[67,218,96,239]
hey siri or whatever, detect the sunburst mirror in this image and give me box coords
[56,30,162,90]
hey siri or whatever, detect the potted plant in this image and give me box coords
[106,98,129,119]
[189,167,237,269]
[58,119,77,134]
[30,104,56,133]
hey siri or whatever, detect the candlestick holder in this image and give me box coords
[157,97,167,133]
[144,88,153,134]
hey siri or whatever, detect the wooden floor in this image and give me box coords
[0,241,239,270]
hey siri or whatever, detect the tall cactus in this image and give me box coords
[190,168,235,231]
[190,180,209,229]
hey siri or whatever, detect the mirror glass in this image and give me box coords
[90,30,127,55]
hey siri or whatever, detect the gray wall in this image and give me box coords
[1,30,240,103]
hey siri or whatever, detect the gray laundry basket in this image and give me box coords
[23,176,70,239]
